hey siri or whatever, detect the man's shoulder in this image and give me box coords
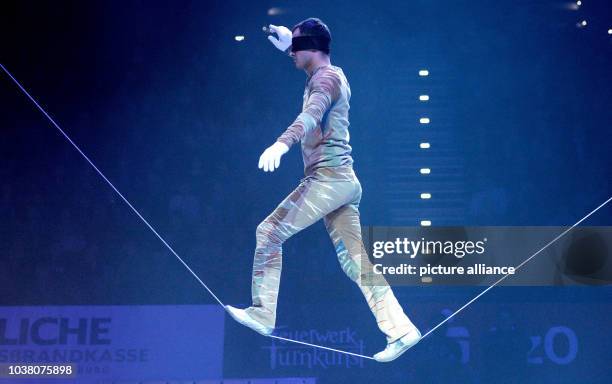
[317,65,344,78]
[312,66,344,90]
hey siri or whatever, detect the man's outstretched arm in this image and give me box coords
[258,74,340,173]
[276,72,340,148]
[259,73,340,172]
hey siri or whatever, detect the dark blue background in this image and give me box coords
[1,0,611,382]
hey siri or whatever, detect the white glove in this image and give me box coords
[258,142,289,172]
[267,24,292,52]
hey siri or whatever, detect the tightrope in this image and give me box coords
[1,63,374,360]
[421,195,612,340]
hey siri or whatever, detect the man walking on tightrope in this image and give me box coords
[226,18,422,362]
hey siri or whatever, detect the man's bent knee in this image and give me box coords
[256,220,284,246]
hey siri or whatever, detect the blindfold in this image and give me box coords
[291,35,330,54]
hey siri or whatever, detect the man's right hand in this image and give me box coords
[267,24,292,52]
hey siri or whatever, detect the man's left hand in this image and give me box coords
[258,141,289,172]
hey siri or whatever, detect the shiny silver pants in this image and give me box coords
[245,166,416,343]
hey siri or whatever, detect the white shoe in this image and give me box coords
[225,305,274,336]
[373,327,422,362]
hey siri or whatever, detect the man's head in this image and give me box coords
[290,18,331,70]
